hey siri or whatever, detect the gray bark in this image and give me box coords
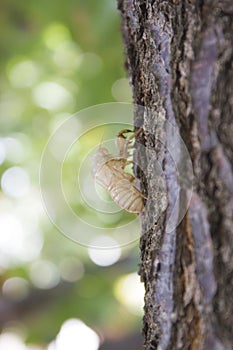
[118,1,233,349]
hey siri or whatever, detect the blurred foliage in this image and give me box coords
[0,0,143,349]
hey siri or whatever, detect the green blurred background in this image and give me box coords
[0,1,143,349]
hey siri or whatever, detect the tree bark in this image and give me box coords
[118,1,233,349]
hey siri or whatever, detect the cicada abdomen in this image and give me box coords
[109,177,145,214]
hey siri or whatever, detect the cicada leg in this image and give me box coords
[116,128,143,159]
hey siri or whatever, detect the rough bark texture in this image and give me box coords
[118,1,233,349]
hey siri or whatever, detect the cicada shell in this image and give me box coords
[92,129,146,214]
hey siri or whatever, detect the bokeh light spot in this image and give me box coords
[0,212,43,267]
[111,78,132,102]
[59,257,84,282]
[88,236,121,266]
[53,41,83,71]
[33,82,73,110]
[114,272,144,315]
[33,82,74,111]
[0,333,26,350]
[43,23,71,50]
[54,319,100,350]
[2,277,29,301]
[1,137,24,163]
[1,166,30,198]
[7,60,39,88]
[29,260,60,289]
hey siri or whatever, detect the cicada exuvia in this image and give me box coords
[92,129,146,214]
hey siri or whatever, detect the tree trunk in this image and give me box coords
[118,1,233,349]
